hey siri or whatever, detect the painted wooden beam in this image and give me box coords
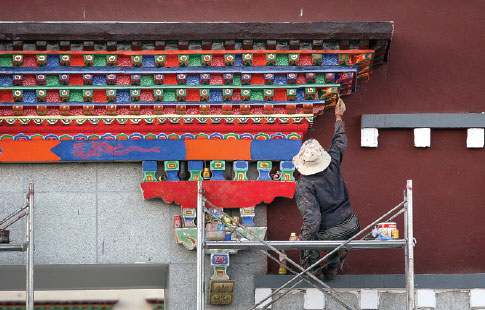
[362,113,485,129]
[141,181,296,209]
[0,139,301,162]
[0,65,358,74]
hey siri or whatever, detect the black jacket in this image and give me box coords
[295,120,354,240]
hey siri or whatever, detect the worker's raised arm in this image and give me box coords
[294,183,321,241]
[327,99,347,165]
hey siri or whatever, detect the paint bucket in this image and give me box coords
[0,229,9,244]
[377,222,399,239]
[174,216,182,228]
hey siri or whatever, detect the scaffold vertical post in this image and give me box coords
[196,180,205,310]
[26,183,34,310]
[405,180,415,310]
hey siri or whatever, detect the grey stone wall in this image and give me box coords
[0,163,268,309]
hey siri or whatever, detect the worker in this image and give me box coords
[292,98,360,280]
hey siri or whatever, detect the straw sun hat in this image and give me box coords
[292,139,331,176]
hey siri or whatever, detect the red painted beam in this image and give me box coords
[141,181,296,208]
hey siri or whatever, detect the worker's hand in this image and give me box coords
[335,98,346,116]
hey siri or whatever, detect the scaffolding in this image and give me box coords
[196,180,415,310]
[0,184,34,310]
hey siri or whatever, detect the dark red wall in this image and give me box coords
[2,0,484,274]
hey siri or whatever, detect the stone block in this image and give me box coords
[95,163,143,192]
[361,128,379,148]
[435,291,469,310]
[417,289,436,308]
[272,290,305,310]
[32,192,97,264]
[471,289,485,308]
[255,288,273,309]
[97,191,171,263]
[360,289,379,309]
[414,128,431,148]
[27,163,97,193]
[325,291,359,310]
[379,291,406,310]
[304,288,325,309]
[467,128,484,148]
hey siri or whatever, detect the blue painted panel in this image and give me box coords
[280,160,295,170]
[323,54,339,66]
[0,75,12,86]
[234,54,242,66]
[142,55,155,68]
[93,75,107,86]
[51,140,187,161]
[116,89,130,103]
[250,140,301,160]
[142,160,158,171]
[274,74,287,85]
[188,160,203,170]
[233,160,248,170]
[46,55,60,67]
[186,75,200,85]
[23,90,36,103]
[296,88,305,100]
[209,89,222,102]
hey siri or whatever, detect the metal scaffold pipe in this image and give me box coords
[196,181,205,310]
[26,183,34,310]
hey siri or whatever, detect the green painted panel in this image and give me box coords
[141,75,154,86]
[46,75,60,86]
[188,54,201,67]
[232,74,241,86]
[0,55,12,67]
[94,54,107,66]
[163,89,176,101]
[69,89,83,102]
[316,73,326,84]
[250,89,263,101]
[276,54,289,66]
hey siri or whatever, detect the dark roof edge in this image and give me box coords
[0,21,394,41]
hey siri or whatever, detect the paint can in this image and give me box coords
[174,216,182,228]
[0,229,9,244]
[377,222,398,239]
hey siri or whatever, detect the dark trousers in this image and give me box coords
[306,214,360,269]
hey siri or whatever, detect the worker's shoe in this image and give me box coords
[323,265,338,281]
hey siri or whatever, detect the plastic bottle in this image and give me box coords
[278,252,287,275]
[279,232,298,274]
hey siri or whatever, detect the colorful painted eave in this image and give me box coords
[141,181,296,209]
[0,22,392,164]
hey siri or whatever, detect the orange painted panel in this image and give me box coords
[185,140,251,160]
[0,140,60,162]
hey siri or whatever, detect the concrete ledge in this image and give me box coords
[362,113,485,129]
[255,274,485,289]
[0,264,168,291]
